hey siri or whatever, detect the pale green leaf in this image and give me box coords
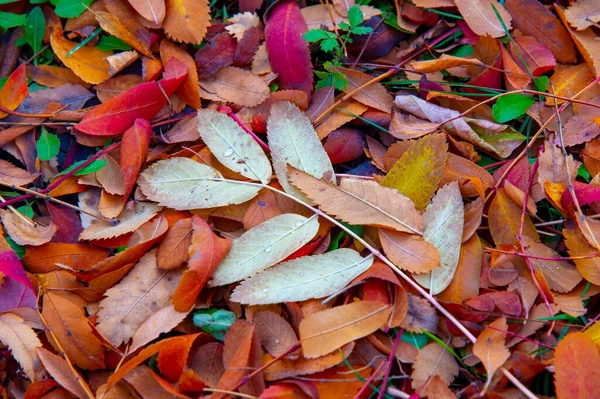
[381,133,448,212]
[210,213,319,286]
[79,202,161,240]
[267,101,335,202]
[138,157,261,210]
[413,182,464,294]
[231,249,374,305]
[197,109,272,184]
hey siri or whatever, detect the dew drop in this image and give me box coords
[236,261,242,266]
[299,272,305,277]
[223,149,234,157]
[264,245,272,252]
[274,338,280,344]
[263,288,268,292]
[556,266,560,270]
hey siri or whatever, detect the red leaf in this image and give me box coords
[0,64,28,118]
[265,0,313,97]
[0,251,36,312]
[323,128,366,165]
[47,202,83,244]
[510,36,556,77]
[172,216,232,311]
[194,32,236,79]
[121,119,153,200]
[76,59,187,136]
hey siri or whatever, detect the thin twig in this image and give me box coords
[0,193,36,227]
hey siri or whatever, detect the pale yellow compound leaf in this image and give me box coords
[230,249,374,305]
[381,133,448,212]
[267,101,335,202]
[97,249,182,346]
[79,202,161,241]
[288,167,422,234]
[138,157,261,210]
[197,109,271,183]
[210,213,319,286]
[0,312,45,381]
[413,182,464,295]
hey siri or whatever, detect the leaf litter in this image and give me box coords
[1,1,600,398]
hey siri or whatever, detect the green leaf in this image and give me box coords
[320,38,338,53]
[192,309,236,341]
[0,0,19,4]
[0,11,27,30]
[350,26,373,35]
[347,5,364,28]
[96,35,131,51]
[54,0,93,18]
[36,127,60,161]
[17,204,33,219]
[578,164,591,183]
[303,29,331,42]
[534,75,549,93]
[5,236,25,259]
[23,7,45,55]
[401,331,429,349]
[492,94,535,123]
[56,159,107,177]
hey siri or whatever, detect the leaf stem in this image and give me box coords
[217,106,271,153]
[65,27,102,57]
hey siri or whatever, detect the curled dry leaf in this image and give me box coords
[231,249,374,305]
[79,202,161,241]
[210,213,319,286]
[0,210,56,246]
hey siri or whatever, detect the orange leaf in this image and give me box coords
[299,300,391,358]
[473,317,510,391]
[123,366,189,398]
[99,333,201,395]
[157,329,199,382]
[0,64,28,118]
[163,0,210,44]
[22,243,108,273]
[488,188,539,247]
[157,217,192,270]
[160,39,201,109]
[172,216,231,311]
[554,332,600,399]
[37,347,92,399]
[121,118,153,200]
[127,0,165,24]
[42,293,105,370]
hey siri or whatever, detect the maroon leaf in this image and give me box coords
[195,33,237,79]
[0,251,36,312]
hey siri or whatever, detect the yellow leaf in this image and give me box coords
[50,32,113,84]
[381,133,448,211]
[164,0,210,44]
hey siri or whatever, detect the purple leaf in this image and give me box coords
[0,251,36,312]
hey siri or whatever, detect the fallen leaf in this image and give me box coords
[194,32,236,78]
[121,118,153,201]
[127,0,165,24]
[79,202,161,240]
[332,66,393,112]
[163,0,210,44]
[231,249,373,304]
[157,217,192,270]
[554,332,600,399]
[253,311,299,358]
[0,64,28,118]
[0,312,44,381]
[130,305,190,352]
[0,251,37,312]
[210,213,319,286]
[0,210,56,246]
[37,347,90,399]
[473,317,510,390]
[437,234,482,304]
[564,0,600,30]
[160,39,201,109]
[413,182,464,295]
[454,0,512,38]
[268,101,335,201]
[299,300,391,358]
[488,188,539,246]
[199,66,269,107]
[379,229,440,274]
[0,159,39,186]
[288,167,422,234]
[411,341,459,390]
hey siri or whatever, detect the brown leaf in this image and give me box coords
[97,249,182,346]
[400,293,439,333]
[95,75,143,103]
[423,375,458,399]
[42,293,105,370]
[130,305,190,352]
[454,0,512,38]
[331,66,393,113]
[0,210,56,246]
[253,311,299,359]
[189,342,224,387]
[555,5,600,77]
[95,11,153,57]
[524,241,582,293]
[199,66,269,107]
[0,312,44,381]
[164,0,210,44]
[504,0,577,64]
[0,159,39,186]
[411,341,459,390]
[315,98,368,139]
[288,167,423,234]
[123,365,188,398]
[157,217,192,270]
[488,189,539,247]
[379,229,440,274]
[300,301,391,358]
[194,33,236,79]
[473,317,510,390]
[564,222,600,285]
[127,0,165,24]
[27,65,90,88]
[437,234,482,304]
[37,347,91,399]
[538,140,580,185]
[554,332,600,399]
[411,54,481,73]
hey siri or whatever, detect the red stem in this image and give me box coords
[0,142,121,209]
[353,360,387,399]
[233,343,301,391]
[218,106,271,153]
[377,329,403,399]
